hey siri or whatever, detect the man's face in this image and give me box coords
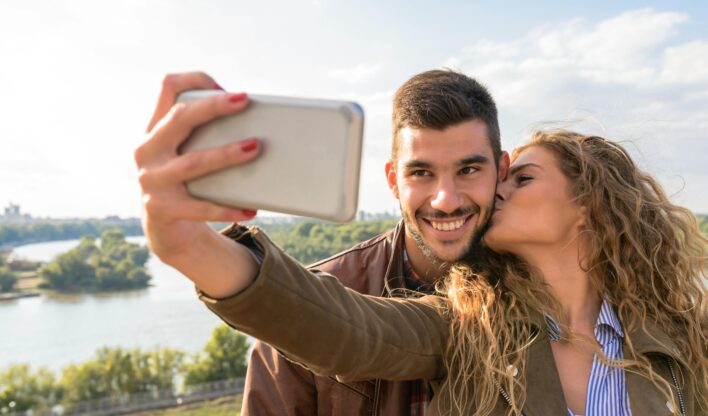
[386,119,507,263]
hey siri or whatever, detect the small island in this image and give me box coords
[0,249,41,300]
[38,229,151,292]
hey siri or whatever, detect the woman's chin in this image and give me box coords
[481,228,503,252]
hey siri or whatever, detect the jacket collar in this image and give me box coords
[624,315,686,366]
[381,220,407,296]
[521,305,687,416]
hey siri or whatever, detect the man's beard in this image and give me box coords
[401,203,494,265]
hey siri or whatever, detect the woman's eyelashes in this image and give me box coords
[515,173,533,186]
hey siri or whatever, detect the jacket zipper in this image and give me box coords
[666,357,686,416]
[371,379,381,416]
[497,382,525,416]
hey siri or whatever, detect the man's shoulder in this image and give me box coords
[307,224,401,290]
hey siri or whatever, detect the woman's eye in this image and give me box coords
[516,174,533,184]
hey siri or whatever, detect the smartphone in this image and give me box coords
[176,90,364,223]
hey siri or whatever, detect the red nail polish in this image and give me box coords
[242,209,257,217]
[240,138,258,152]
[229,92,247,103]
[213,81,225,91]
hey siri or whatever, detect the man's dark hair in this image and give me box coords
[391,69,501,163]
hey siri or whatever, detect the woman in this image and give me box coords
[191,130,706,415]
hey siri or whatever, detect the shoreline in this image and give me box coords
[0,291,40,301]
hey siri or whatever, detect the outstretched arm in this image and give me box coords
[198,225,448,382]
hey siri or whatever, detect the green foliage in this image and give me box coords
[183,324,249,386]
[267,219,399,264]
[0,266,17,292]
[59,347,184,406]
[39,229,151,292]
[699,214,708,235]
[0,364,59,412]
[0,218,143,247]
[0,324,250,412]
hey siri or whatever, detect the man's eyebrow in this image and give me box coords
[402,155,490,170]
[458,155,489,166]
[402,160,432,170]
[509,162,542,176]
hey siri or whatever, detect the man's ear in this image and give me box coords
[498,151,510,181]
[385,160,400,199]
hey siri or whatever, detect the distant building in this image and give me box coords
[4,203,19,217]
[0,202,32,223]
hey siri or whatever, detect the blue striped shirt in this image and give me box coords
[547,300,631,416]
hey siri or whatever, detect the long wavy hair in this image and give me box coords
[436,130,707,414]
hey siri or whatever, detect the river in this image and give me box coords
[0,237,226,372]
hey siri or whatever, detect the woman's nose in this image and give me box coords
[496,177,512,201]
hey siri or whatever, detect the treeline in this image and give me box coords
[0,219,143,247]
[0,324,248,413]
[264,219,400,264]
[39,229,151,292]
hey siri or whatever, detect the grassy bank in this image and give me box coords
[135,395,242,416]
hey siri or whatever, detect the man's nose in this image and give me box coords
[430,177,464,213]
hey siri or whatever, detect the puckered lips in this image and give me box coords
[418,213,476,241]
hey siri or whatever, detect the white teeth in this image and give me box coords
[430,219,465,231]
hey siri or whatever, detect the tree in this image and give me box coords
[39,229,151,292]
[100,229,127,260]
[183,324,250,385]
[39,243,96,291]
[60,347,184,406]
[0,364,59,412]
[0,267,17,292]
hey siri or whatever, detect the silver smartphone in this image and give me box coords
[176,90,364,223]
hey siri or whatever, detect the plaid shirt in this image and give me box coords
[402,249,434,416]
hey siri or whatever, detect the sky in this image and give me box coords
[1,0,707,218]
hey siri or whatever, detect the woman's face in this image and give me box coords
[484,146,585,255]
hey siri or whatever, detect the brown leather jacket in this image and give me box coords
[241,221,419,415]
[200,225,703,415]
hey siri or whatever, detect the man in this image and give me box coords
[135,69,508,415]
[241,70,509,415]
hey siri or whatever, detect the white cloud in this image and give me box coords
[445,8,708,211]
[328,63,383,82]
[660,40,708,84]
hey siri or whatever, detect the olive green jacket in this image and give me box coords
[198,226,701,415]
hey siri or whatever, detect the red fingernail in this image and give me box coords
[229,92,247,103]
[243,209,257,217]
[240,138,258,152]
[213,81,225,91]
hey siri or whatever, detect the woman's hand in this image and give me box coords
[134,72,260,297]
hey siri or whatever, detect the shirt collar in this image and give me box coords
[401,246,434,294]
[545,299,624,341]
[596,298,624,337]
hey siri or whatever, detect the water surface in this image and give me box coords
[1,237,224,372]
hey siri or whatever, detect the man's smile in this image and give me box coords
[419,213,476,239]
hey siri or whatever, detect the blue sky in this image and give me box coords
[1,0,707,218]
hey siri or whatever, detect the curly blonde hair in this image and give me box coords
[437,130,707,414]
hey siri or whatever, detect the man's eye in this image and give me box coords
[460,166,478,175]
[410,170,430,177]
